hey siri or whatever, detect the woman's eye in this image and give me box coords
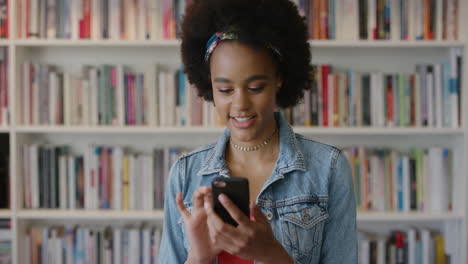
[249,87,264,92]
[218,88,232,93]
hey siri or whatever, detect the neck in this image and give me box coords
[226,126,280,165]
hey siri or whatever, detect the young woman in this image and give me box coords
[158,0,357,263]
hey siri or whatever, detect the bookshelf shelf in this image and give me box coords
[0,127,9,133]
[0,209,11,218]
[293,127,464,136]
[309,40,466,48]
[16,209,165,221]
[14,126,225,134]
[13,39,181,47]
[357,212,464,222]
[15,210,462,223]
[10,39,466,48]
[13,126,464,136]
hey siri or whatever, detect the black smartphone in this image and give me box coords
[211,176,250,226]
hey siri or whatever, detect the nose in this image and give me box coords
[232,88,252,111]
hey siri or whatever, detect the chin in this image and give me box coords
[230,127,258,143]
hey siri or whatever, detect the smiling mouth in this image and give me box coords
[231,116,255,122]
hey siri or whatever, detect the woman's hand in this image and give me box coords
[204,193,294,264]
[176,187,222,264]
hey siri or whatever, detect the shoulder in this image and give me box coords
[166,142,217,190]
[294,133,343,169]
[169,142,217,177]
[180,142,217,160]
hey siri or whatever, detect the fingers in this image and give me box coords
[204,194,236,231]
[175,192,190,219]
[203,192,220,223]
[249,202,256,221]
[218,194,250,226]
[251,202,268,224]
[192,186,211,209]
[176,187,212,221]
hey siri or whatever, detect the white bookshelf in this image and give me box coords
[356,212,465,223]
[7,39,468,48]
[12,209,462,222]
[4,1,468,264]
[309,40,466,48]
[16,210,165,221]
[0,209,11,218]
[13,39,181,47]
[11,126,464,135]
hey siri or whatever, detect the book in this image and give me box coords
[25,225,162,264]
[292,0,458,40]
[343,146,453,213]
[22,143,190,210]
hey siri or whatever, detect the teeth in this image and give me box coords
[233,117,253,122]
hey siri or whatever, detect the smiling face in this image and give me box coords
[209,41,282,145]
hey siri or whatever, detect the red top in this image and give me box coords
[217,251,254,264]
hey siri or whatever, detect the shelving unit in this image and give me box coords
[2,1,467,263]
[0,209,11,218]
[8,39,468,48]
[11,209,462,223]
[10,126,464,135]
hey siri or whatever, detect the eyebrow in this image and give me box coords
[213,75,270,83]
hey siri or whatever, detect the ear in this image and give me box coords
[275,74,283,92]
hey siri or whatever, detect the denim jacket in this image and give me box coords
[158,112,357,264]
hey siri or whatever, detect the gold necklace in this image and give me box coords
[229,127,278,152]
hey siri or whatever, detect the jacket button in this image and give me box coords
[265,211,273,221]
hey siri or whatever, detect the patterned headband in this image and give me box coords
[204,29,283,62]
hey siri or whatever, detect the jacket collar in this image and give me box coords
[197,112,306,177]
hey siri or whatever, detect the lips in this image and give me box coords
[233,116,254,122]
[230,115,256,129]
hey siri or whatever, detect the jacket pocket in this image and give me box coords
[277,198,328,259]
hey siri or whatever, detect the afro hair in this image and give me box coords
[180,0,311,108]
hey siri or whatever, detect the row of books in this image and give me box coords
[358,229,450,264]
[343,147,452,213]
[12,0,463,42]
[0,47,8,127]
[21,144,187,210]
[286,49,462,128]
[20,63,222,127]
[293,0,459,41]
[26,225,162,264]
[17,0,187,40]
[21,143,455,213]
[0,1,7,39]
[0,154,8,209]
[20,48,463,129]
[0,220,10,264]
[0,134,8,209]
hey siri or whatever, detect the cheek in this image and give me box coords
[212,96,230,117]
[257,93,277,113]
